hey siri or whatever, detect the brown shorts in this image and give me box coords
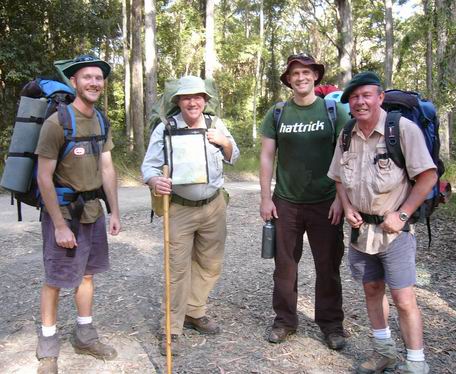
[41,212,110,289]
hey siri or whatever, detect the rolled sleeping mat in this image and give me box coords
[0,96,48,193]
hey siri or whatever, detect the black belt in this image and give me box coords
[351,212,410,244]
[171,189,220,207]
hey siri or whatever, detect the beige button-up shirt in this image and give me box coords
[328,109,436,254]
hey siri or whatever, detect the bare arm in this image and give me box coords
[101,151,121,235]
[381,168,437,233]
[37,156,77,248]
[259,137,278,221]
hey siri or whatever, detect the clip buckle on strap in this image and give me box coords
[66,195,85,258]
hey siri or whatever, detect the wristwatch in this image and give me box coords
[398,211,409,222]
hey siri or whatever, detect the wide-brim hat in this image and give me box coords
[171,76,213,103]
[280,53,325,88]
[59,54,111,79]
[340,71,382,103]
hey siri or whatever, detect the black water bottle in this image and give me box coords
[261,220,275,259]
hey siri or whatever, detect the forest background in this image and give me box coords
[0,0,455,188]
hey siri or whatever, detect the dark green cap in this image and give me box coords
[340,71,382,103]
[56,54,111,79]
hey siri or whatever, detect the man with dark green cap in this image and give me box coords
[35,54,120,374]
[328,71,436,374]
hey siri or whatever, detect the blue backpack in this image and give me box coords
[341,89,449,245]
[1,78,109,220]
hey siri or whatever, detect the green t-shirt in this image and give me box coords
[260,97,350,204]
[35,104,114,223]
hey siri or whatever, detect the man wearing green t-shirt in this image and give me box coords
[260,53,349,349]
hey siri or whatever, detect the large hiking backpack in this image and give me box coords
[0,78,109,220]
[340,89,451,245]
[148,78,220,134]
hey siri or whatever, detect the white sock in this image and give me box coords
[407,348,425,362]
[77,316,93,325]
[372,326,391,340]
[42,325,56,337]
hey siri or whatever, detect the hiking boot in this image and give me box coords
[184,315,220,335]
[72,323,117,360]
[37,357,58,374]
[397,360,430,374]
[324,331,347,350]
[159,334,180,356]
[356,338,397,374]
[36,333,59,374]
[267,326,296,344]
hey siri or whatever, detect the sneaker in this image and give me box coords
[356,338,397,374]
[72,323,117,360]
[324,332,346,350]
[37,357,58,374]
[398,360,430,374]
[184,315,220,335]
[159,334,180,356]
[267,326,296,344]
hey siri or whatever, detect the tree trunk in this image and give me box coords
[103,39,110,117]
[435,0,450,160]
[205,0,216,79]
[252,0,263,144]
[384,0,393,89]
[336,0,353,86]
[424,0,433,99]
[131,0,145,159]
[144,0,158,128]
[122,0,133,151]
[270,27,280,103]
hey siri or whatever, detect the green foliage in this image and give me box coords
[229,145,260,174]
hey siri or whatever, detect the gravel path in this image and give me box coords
[0,183,455,373]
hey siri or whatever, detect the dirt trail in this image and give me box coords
[0,183,455,373]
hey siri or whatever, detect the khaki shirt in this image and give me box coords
[327,109,436,254]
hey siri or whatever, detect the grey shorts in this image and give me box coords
[41,212,110,289]
[348,232,416,289]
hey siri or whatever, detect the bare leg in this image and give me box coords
[364,280,389,329]
[74,275,94,317]
[41,284,60,326]
[390,286,423,349]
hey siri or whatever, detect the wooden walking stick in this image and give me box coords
[162,164,172,373]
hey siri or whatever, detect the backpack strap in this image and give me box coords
[324,99,337,144]
[203,113,213,129]
[384,111,405,169]
[273,101,287,135]
[341,118,356,152]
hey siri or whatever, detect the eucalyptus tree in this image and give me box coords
[131,0,145,159]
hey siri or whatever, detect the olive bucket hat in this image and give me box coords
[55,54,111,80]
[170,76,213,103]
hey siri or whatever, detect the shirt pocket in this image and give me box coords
[209,145,224,174]
[371,157,404,193]
[340,151,357,189]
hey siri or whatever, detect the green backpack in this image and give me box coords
[148,78,221,133]
[147,77,221,221]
